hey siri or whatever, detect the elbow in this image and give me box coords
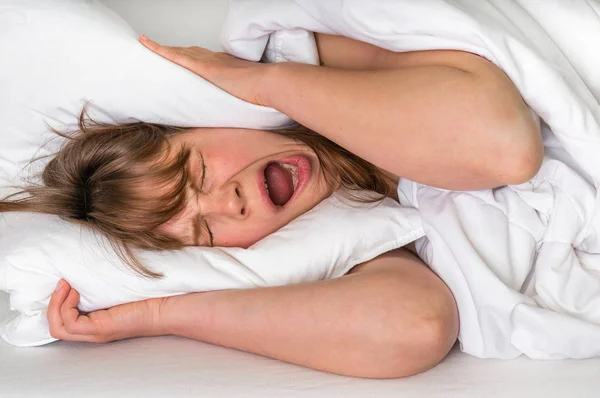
[389,290,460,378]
[467,69,544,187]
[349,278,459,379]
[363,303,458,379]
[496,143,543,186]
[490,109,544,186]
[403,307,459,376]
[498,130,543,186]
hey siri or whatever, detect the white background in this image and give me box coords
[100,0,229,50]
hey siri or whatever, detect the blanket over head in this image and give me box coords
[223,0,600,359]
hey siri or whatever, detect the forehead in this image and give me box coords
[146,141,197,242]
[151,181,195,245]
[155,195,194,241]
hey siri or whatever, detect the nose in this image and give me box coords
[198,182,247,219]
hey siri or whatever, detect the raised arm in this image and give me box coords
[263,37,543,190]
[48,248,458,378]
[139,35,542,190]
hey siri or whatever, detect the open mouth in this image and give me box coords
[264,162,299,206]
[260,156,311,208]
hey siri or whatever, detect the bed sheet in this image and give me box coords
[1,292,599,398]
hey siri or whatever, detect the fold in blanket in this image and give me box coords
[223,0,600,359]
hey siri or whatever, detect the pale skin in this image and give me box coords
[47,33,543,378]
[156,128,333,247]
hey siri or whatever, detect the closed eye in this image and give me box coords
[192,215,213,247]
[199,152,207,192]
[192,151,213,247]
[191,213,213,247]
[204,219,214,247]
[198,152,213,246]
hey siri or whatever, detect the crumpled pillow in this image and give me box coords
[0,0,424,347]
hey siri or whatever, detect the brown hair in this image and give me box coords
[0,109,392,277]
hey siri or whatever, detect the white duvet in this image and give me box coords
[223,0,600,359]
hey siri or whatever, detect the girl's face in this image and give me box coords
[156,127,332,248]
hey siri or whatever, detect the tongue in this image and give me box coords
[264,163,294,206]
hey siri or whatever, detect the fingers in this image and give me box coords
[138,34,161,53]
[139,34,190,69]
[60,288,92,336]
[47,279,69,335]
[47,280,95,342]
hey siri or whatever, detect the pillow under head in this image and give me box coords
[0,0,424,347]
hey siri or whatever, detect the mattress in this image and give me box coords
[1,292,599,398]
[2,1,600,396]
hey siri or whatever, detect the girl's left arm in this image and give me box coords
[139,35,542,191]
[48,248,458,379]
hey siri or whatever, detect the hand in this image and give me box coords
[139,35,271,106]
[48,279,165,343]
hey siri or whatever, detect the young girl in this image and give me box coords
[3,34,541,378]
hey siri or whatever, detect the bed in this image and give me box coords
[1,288,599,397]
[1,1,600,396]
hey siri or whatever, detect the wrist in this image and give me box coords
[152,293,210,338]
[256,62,283,108]
[148,296,172,336]
[257,61,324,112]
[257,62,305,108]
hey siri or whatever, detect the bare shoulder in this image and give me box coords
[347,247,425,275]
[315,32,504,77]
[314,32,383,70]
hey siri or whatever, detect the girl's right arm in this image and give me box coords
[48,248,458,379]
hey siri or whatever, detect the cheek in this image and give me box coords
[212,184,330,248]
[205,137,272,165]
[207,152,259,183]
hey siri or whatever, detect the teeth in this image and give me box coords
[278,162,299,190]
[264,178,269,194]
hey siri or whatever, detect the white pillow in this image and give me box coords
[0,0,291,193]
[0,195,424,347]
[0,0,424,347]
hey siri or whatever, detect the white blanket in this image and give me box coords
[222,0,600,359]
